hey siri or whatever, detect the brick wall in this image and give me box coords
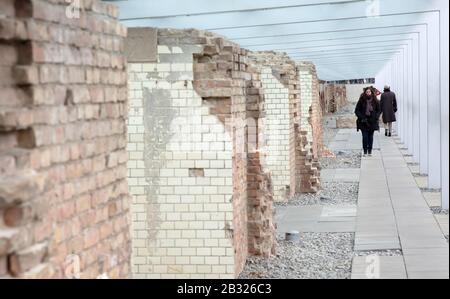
[319,83,347,114]
[257,65,291,201]
[126,28,276,278]
[127,30,235,279]
[248,52,301,200]
[245,62,276,258]
[298,62,322,193]
[0,0,130,278]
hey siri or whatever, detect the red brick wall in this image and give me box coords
[248,52,301,198]
[245,65,276,257]
[298,62,322,193]
[319,83,348,114]
[192,34,276,275]
[193,35,250,276]
[309,66,324,160]
[0,0,130,278]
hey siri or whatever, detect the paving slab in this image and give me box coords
[334,169,360,182]
[353,132,449,279]
[351,256,407,279]
[275,204,357,233]
[423,192,442,207]
[414,176,428,189]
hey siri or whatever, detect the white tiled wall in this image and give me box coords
[300,70,314,142]
[260,67,291,202]
[127,45,235,279]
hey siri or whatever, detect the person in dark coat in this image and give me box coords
[355,87,381,156]
[380,85,398,137]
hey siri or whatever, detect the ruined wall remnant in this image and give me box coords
[245,62,276,258]
[126,28,276,279]
[0,0,130,278]
[248,52,301,201]
[298,62,322,193]
[319,83,348,114]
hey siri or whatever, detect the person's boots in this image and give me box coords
[368,150,372,156]
[388,131,392,137]
[385,129,388,136]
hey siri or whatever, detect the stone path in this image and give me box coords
[276,205,357,233]
[328,128,380,151]
[276,128,449,279]
[321,168,360,183]
[352,132,449,279]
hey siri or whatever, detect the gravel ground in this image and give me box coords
[320,150,361,169]
[354,250,403,257]
[277,182,359,207]
[420,188,442,193]
[413,173,428,178]
[430,207,449,215]
[241,117,359,279]
[407,162,419,166]
[239,233,354,279]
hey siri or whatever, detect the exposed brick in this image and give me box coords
[8,242,48,276]
[0,0,130,279]
[0,256,7,277]
[13,65,39,85]
[320,83,347,114]
[3,206,24,227]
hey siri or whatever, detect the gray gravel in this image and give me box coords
[320,151,361,169]
[277,182,359,207]
[420,188,442,193]
[242,117,359,279]
[413,173,428,178]
[239,233,354,279]
[431,207,449,215]
[407,162,419,166]
[354,250,403,257]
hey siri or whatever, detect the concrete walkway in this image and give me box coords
[276,205,357,233]
[353,133,449,279]
[275,128,448,279]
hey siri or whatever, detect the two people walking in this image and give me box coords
[355,85,397,156]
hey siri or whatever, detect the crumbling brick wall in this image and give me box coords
[193,33,250,278]
[319,82,347,114]
[245,63,276,258]
[126,28,275,278]
[298,62,322,193]
[248,53,292,201]
[248,52,302,200]
[0,0,130,278]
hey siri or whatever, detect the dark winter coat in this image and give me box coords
[380,90,398,123]
[355,95,381,132]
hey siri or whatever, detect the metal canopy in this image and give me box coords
[107,0,440,81]
[105,0,450,213]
